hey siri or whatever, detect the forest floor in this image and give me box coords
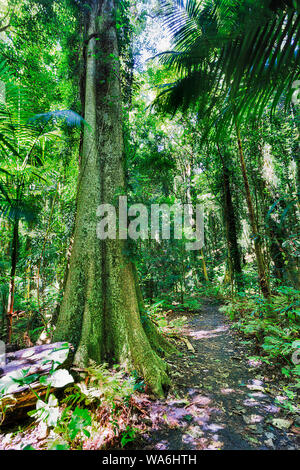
[1,298,299,451]
[136,298,300,451]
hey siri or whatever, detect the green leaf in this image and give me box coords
[42,369,74,389]
[68,407,92,440]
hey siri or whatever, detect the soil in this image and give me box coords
[139,299,300,450]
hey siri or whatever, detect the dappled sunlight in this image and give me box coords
[249,392,268,399]
[243,398,261,407]
[140,303,299,450]
[153,440,168,451]
[196,437,224,450]
[243,414,264,424]
[188,325,229,340]
[0,0,299,455]
[247,358,263,368]
[204,423,225,432]
[220,388,236,395]
[187,392,212,407]
[262,404,280,414]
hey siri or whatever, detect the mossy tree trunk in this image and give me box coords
[53,0,170,396]
[217,143,243,290]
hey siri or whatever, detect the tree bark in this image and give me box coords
[217,144,243,290]
[53,0,170,396]
[200,248,209,282]
[236,126,271,298]
[6,218,19,344]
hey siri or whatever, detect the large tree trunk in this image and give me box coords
[53,0,170,396]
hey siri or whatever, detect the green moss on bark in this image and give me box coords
[53,0,173,398]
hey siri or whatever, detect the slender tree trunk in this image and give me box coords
[186,161,210,285]
[217,144,243,290]
[268,199,300,289]
[53,0,170,396]
[24,222,33,302]
[291,103,300,206]
[6,219,19,344]
[37,186,58,316]
[223,256,233,285]
[132,263,176,356]
[235,126,271,298]
[255,138,299,290]
[200,248,209,282]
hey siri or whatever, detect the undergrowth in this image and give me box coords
[217,285,300,412]
[0,360,150,450]
[1,304,187,451]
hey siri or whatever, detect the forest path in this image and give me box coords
[140,299,300,450]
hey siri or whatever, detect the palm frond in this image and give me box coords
[29,109,88,129]
[0,197,40,222]
[156,0,300,126]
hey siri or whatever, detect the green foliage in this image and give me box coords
[0,0,299,449]
[79,362,136,407]
[54,364,139,449]
[28,394,60,428]
[146,298,189,334]
[40,404,93,448]
[67,407,92,440]
[22,361,139,449]
[221,287,300,394]
[131,370,145,392]
[120,425,138,448]
[157,0,300,127]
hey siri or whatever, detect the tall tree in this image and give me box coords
[235,126,271,298]
[53,0,172,397]
[216,143,243,290]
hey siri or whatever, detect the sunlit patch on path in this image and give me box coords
[139,299,300,451]
[189,325,229,340]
